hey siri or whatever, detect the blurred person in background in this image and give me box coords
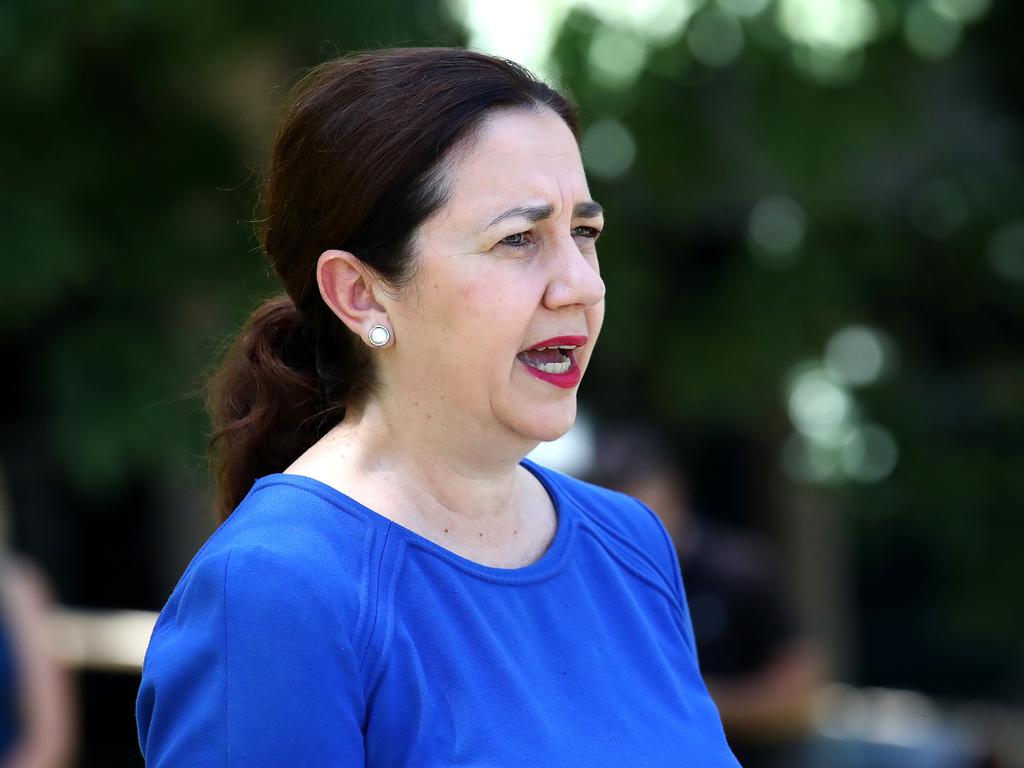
[135,48,739,766]
[0,468,75,768]
[587,425,824,768]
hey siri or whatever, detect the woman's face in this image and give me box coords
[381,107,606,449]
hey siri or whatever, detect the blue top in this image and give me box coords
[136,460,739,767]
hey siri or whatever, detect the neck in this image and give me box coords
[329,398,536,525]
[288,395,559,567]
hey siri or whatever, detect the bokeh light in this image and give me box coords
[688,7,745,67]
[717,0,772,18]
[447,0,561,75]
[777,0,879,52]
[782,359,899,485]
[748,194,806,268]
[581,117,637,178]
[451,0,703,77]
[930,0,991,24]
[905,1,962,60]
[576,0,700,43]
[839,423,900,482]
[588,26,648,89]
[825,325,897,387]
[787,366,854,442]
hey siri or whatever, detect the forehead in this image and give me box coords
[438,108,591,225]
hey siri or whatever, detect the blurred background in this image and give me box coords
[1,0,1022,765]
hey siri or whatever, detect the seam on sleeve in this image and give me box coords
[222,549,232,768]
[632,498,700,661]
[360,522,392,671]
[635,498,684,604]
[626,498,682,601]
[573,496,677,598]
[557,478,674,590]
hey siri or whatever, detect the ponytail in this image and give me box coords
[206,295,351,521]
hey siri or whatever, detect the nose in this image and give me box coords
[543,236,606,310]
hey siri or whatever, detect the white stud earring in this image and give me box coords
[368,324,391,347]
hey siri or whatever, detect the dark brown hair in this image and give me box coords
[207,48,579,520]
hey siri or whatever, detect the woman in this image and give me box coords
[136,48,739,766]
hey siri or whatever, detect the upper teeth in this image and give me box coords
[533,359,571,374]
[520,344,576,375]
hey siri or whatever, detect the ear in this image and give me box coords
[316,250,390,338]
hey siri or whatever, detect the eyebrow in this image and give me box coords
[483,200,604,231]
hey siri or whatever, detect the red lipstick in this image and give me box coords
[523,335,588,351]
[517,335,588,389]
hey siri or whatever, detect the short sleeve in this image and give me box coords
[136,545,366,767]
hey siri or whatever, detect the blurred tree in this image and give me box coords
[1,0,463,495]
[547,0,1024,701]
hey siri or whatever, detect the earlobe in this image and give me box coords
[316,249,389,336]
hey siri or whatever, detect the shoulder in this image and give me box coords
[526,461,679,591]
[526,460,698,657]
[138,476,374,764]
[527,460,669,546]
[152,475,386,653]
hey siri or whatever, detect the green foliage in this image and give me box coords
[551,2,1024,689]
[1,0,464,494]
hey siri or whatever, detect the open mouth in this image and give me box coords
[515,336,587,387]
[516,344,577,374]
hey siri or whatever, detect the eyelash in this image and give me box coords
[500,226,602,248]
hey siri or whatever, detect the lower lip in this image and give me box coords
[518,351,582,389]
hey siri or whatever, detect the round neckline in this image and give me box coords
[251,458,575,583]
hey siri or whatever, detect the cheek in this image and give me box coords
[411,254,545,351]
[452,271,537,325]
[423,278,522,371]
[416,275,492,335]
[456,281,501,314]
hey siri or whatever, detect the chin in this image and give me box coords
[495,372,582,444]
[532,422,574,444]
[511,401,577,444]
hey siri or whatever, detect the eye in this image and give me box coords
[573,225,602,240]
[499,231,533,248]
